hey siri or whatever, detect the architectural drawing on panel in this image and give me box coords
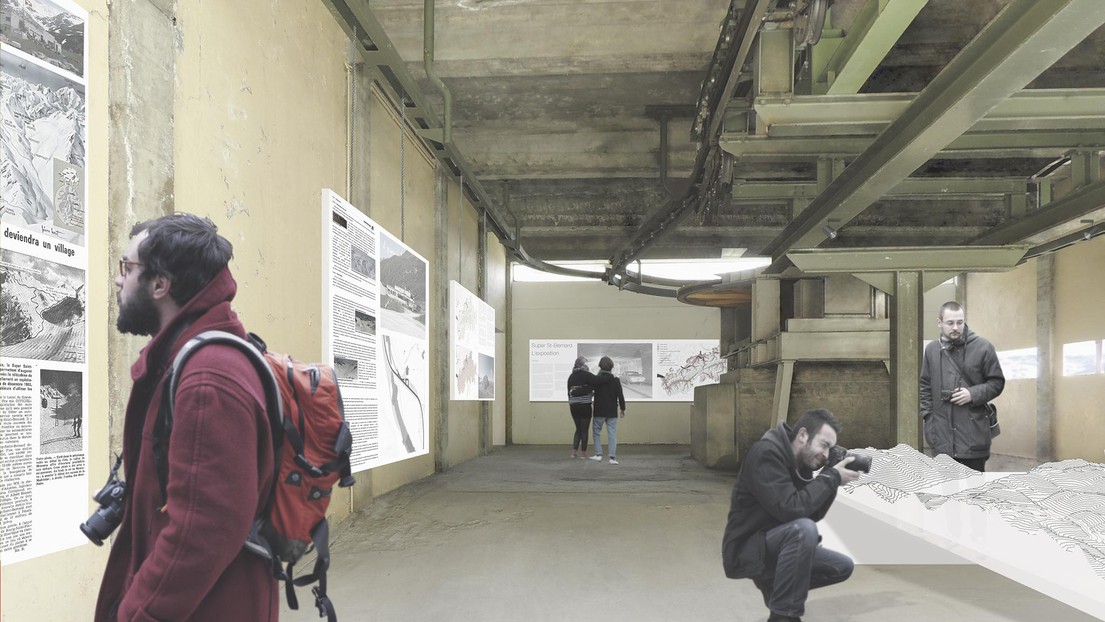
[0,248,85,362]
[455,345,476,398]
[0,48,86,244]
[578,341,652,399]
[382,332,427,454]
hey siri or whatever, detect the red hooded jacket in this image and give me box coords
[95,267,278,621]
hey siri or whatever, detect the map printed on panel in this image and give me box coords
[449,281,495,401]
[916,459,1105,581]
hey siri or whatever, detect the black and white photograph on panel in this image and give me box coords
[354,309,376,337]
[478,353,495,400]
[350,244,375,280]
[380,331,427,457]
[38,368,81,454]
[0,47,86,245]
[577,341,653,400]
[333,355,358,382]
[0,248,85,362]
[378,231,427,340]
[0,0,85,78]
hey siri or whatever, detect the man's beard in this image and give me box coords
[116,285,161,336]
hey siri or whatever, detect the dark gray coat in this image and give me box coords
[919,327,1005,460]
[721,423,841,580]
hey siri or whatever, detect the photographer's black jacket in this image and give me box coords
[721,422,841,580]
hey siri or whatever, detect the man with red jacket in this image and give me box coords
[95,214,277,621]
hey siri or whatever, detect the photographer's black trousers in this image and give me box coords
[752,518,854,618]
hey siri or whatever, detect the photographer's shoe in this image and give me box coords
[766,613,801,622]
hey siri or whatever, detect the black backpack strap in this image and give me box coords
[153,331,284,509]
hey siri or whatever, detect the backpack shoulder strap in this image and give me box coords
[153,330,284,508]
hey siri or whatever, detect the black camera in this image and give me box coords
[940,388,958,402]
[80,455,126,546]
[826,446,871,473]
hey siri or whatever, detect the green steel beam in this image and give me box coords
[751,89,1105,137]
[969,179,1105,245]
[722,130,1105,159]
[786,246,1029,273]
[817,0,929,95]
[733,177,1027,201]
[760,0,1105,269]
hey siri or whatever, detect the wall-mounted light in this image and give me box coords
[822,224,838,240]
[1081,219,1094,241]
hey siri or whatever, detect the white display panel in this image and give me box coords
[528,339,723,402]
[0,0,90,565]
[323,190,430,472]
[449,280,495,401]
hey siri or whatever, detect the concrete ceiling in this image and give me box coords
[354,0,1105,270]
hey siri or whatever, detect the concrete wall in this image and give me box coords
[510,280,719,445]
[3,2,510,620]
[969,235,1105,462]
[0,2,110,620]
[1052,236,1105,460]
[966,263,1038,459]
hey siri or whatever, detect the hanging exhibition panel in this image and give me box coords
[323,190,430,471]
[449,280,495,401]
[0,0,90,565]
[529,339,724,402]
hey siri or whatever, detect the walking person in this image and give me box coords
[566,357,596,458]
[919,301,1005,472]
[588,356,625,465]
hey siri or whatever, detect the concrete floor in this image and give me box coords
[287,446,1101,622]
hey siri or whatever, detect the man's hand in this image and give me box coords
[950,387,972,406]
[619,409,625,418]
[832,456,862,484]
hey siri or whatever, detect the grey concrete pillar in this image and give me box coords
[752,278,781,341]
[433,171,450,472]
[889,270,923,449]
[1036,255,1055,460]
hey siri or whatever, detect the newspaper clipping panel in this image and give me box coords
[323,190,430,472]
[1,0,90,565]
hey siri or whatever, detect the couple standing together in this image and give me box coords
[567,356,626,464]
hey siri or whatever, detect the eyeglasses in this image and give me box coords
[118,259,144,277]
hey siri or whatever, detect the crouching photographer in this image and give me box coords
[721,408,863,622]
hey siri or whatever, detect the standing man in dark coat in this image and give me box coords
[919,301,1005,472]
[95,214,277,621]
[722,409,860,622]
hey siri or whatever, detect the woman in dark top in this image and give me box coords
[566,357,597,458]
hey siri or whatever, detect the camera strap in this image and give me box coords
[939,345,977,387]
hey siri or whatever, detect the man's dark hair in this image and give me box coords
[132,214,233,306]
[790,408,841,441]
[938,301,963,320]
[598,356,614,371]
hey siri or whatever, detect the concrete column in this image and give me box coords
[1036,255,1055,460]
[889,270,923,449]
[478,213,491,455]
[752,278,781,341]
[433,170,450,472]
[349,51,372,214]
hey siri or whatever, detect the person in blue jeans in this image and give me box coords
[588,356,625,465]
[721,408,861,622]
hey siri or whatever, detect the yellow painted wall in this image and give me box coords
[1053,235,1105,460]
[511,281,718,444]
[1,2,111,620]
[967,263,1038,459]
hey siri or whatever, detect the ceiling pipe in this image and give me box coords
[424,0,452,145]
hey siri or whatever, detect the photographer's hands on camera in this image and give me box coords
[831,456,863,484]
[947,386,972,406]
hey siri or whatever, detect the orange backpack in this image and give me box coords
[156,331,355,621]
